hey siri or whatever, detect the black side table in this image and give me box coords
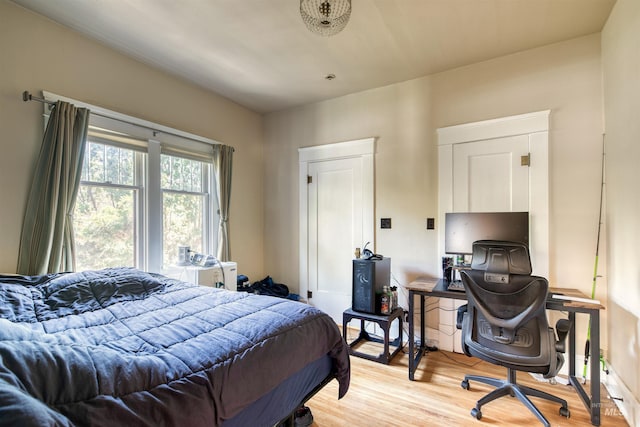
[342,307,404,364]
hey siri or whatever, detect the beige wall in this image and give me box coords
[602,0,640,416]
[265,35,605,322]
[430,35,608,362]
[0,1,265,280]
[265,79,437,293]
[430,34,606,292]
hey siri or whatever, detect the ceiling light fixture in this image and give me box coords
[300,0,351,37]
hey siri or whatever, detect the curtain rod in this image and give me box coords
[23,91,56,106]
[21,90,233,151]
[23,90,162,135]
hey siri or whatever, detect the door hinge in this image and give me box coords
[307,175,312,184]
[307,290,313,299]
[521,153,531,167]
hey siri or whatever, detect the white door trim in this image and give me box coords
[437,110,550,146]
[298,138,375,303]
[437,110,550,277]
[299,138,375,162]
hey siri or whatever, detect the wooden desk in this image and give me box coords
[404,277,605,426]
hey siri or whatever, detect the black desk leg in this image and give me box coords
[590,310,601,426]
[408,290,415,380]
[408,291,428,381]
[420,294,425,350]
[568,310,601,426]
[569,311,576,377]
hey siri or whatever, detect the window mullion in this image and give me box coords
[208,165,217,257]
[135,151,146,270]
[146,140,162,273]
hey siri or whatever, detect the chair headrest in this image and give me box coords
[470,240,532,275]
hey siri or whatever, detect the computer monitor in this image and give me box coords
[444,211,529,256]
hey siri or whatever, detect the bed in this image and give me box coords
[0,267,350,426]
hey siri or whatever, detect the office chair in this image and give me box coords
[456,240,571,427]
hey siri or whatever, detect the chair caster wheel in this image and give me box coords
[471,407,482,420]
[461,379,470,390]
[559,407,570,418]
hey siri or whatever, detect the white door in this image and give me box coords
[299,138,375,325]
[308,158,363,322]
[453,135,530,212]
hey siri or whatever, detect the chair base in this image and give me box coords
[461,369,569,427]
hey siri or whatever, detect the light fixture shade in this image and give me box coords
[300,0,351,37]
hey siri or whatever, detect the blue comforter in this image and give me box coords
[0,268,350,426]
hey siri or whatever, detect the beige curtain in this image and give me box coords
[212,144,234,261]
[17,101,90,275]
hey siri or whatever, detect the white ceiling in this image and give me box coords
[11,0,616,114]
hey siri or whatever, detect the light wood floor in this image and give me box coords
[306,343,629,426]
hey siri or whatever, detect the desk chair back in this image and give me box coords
[460,240,562,377]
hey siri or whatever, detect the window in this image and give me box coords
[73,134,217,273]
[74,137,215,272]
[161,154,211,268]
[74,142,142,270]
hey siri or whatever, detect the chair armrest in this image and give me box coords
[554,318,571,353]
[456,304,468,330]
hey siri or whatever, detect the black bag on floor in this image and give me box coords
[247,276,289,298]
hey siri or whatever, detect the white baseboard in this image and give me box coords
[602,363,640,426]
